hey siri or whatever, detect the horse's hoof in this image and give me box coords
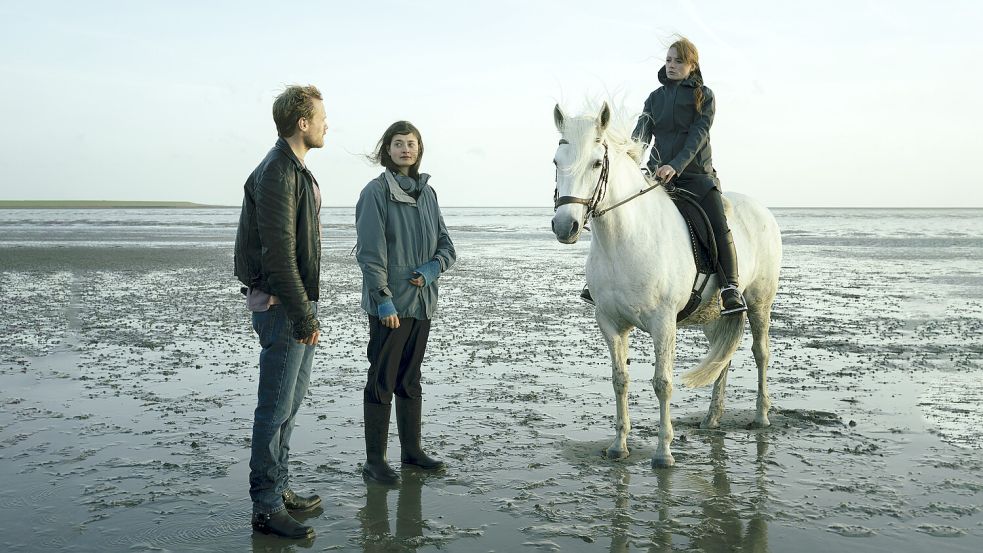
[702,418,721,430]
[750,417,771,429]
[651,454,675,469]
[605,447,630,460]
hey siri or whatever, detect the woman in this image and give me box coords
[582,37,747,315]
[355,121,456,485]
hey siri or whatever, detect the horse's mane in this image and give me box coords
[559,102,646,178]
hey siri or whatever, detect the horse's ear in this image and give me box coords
[553,104,565,131]
[598,102,611,132]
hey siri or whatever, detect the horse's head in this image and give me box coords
[551,102,611,244]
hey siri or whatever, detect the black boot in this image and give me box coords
[282,489,321,512]
[363,402,400,485]
[716,230,747,316]
[251,510,315,539]
[395,397,446,471]
[579,286,595,305]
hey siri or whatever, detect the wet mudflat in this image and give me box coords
[0,207,981,552]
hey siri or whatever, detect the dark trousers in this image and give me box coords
[698,186,731,240]
[675,174,738,284]
[364,316,431,405]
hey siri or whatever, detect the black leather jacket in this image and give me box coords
[234,137,321,338]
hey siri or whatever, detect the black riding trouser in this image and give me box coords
[674,174,739,286]
[364,316,430,405]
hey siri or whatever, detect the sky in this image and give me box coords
[0,0,980,208]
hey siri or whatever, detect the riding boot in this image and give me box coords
[579,286,595,305]
[363,402,400,485]
[395,397,446,471]
[716,230,748,316]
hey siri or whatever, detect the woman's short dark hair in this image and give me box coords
[371,121,424,179]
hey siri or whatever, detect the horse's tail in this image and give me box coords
[681,313,746,387]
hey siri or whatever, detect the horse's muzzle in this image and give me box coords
[551,213,582,244]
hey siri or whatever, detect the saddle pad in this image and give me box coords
[670,192,715,274]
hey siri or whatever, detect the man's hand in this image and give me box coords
[410,273,425,287]
[297,329,320,346]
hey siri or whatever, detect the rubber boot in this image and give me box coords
[363,402,400,485]
[716,230,747,316]
[395,397,446,471]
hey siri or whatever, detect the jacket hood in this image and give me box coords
[382,171,430,204]
[658,65,704,88]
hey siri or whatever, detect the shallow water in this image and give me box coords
[1,207,981,552]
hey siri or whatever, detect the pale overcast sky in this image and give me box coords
[0,1,980,207]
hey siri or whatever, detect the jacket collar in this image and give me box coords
[657,65,704,88]
[382,171,430,205]
[383,171,416,204]
[273,137,306,170]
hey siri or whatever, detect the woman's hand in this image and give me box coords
[381,315,400,329]
[410,274,425,287]
[378,298,400,328]
[655,164,677,182]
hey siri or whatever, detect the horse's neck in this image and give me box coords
[590,160,682,256]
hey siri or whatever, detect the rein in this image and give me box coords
[553,140,664,221]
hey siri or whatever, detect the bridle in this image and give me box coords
[553,139,664,221]
[553,139,609,220]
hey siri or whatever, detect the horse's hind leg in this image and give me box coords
[598,317,631,459]
[748,302,773,428]
[703,361,730,429]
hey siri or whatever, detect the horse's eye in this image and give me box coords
[593,160,603,169]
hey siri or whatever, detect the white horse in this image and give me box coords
[551,102,782,468]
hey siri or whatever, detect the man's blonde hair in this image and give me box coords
[272,85,322,138]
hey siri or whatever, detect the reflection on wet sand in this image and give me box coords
[690,433,769,553]
[358,469,425,552]
[609,432,771,552]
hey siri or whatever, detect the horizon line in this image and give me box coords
[1,200,982,210]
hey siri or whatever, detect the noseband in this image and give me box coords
[553,139,664,221]
[553,140,610,220]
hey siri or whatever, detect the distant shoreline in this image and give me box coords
[0,201,980,210]
[0,201,231,209]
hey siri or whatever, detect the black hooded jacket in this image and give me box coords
[632,65,716,182]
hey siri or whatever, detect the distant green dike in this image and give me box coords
[0,200,228,209]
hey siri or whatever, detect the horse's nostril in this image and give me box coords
[571,221,579,235]
[551,219,557,233]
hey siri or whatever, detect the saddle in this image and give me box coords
[664,185,721,322]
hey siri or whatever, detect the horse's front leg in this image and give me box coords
[649,313,677,468]
[598,315,631,459]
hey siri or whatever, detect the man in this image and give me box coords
[234,84,327,539]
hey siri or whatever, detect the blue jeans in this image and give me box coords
[248,303,317,514]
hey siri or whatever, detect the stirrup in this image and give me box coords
[719,285,747,316]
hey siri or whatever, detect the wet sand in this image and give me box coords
[1,209,982,552]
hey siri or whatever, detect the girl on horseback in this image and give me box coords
[582,37,747,316]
